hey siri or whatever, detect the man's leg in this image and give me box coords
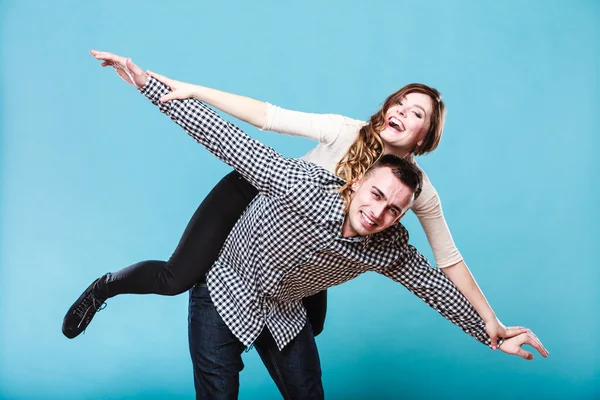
[188,283,246,400]
[254,321,324,400]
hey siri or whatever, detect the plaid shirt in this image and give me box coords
[141,77,492,350]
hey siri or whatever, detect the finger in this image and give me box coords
[526,331,549,357]
[490,335,498,350]
[115,68,133,84]
[91,50,111,60]
[91,50,113,58]
[527,329,548,355]
[504,326,527,333]
[522,332,548,358]
[93,51,124,64]
[126,58,144,76]
[147,70,174,86]
[160,92,180,103]
[517,348,534,361]
[503,327,528,338]
[100,61,111,67]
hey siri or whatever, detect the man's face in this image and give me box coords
[342,167,415,237]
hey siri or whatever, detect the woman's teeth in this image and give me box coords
[389,117,405,132]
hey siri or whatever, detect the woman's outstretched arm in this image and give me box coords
[91,49,268,127]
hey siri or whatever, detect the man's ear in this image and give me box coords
[394,195,416,223]
[393,212,405,224]
[350,174,365,192]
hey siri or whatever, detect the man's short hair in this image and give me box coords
[368,154,423,199]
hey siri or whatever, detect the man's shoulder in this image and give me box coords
[372,222,410,247]
[287,158,345,189]
[278,159,345,220]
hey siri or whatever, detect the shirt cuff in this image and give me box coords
[138,76,169,103]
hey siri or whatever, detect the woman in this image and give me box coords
[63,50,511,349]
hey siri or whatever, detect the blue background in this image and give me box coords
[1,0,598,399]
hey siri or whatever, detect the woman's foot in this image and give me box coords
[62,274,111,339]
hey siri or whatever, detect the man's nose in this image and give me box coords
[372,203,386,219]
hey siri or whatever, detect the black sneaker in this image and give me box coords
[62,274,110,339]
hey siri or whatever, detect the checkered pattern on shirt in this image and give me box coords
[141,77,492,350]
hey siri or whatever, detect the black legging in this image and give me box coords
[102,170,327,336]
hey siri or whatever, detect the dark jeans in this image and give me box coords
[100,171,327,335]
[188,284,324,400]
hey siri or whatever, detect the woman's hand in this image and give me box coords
[90,50,148,88]
[146,70,199,103]
[498,329,549,360]
[485,318,527,349]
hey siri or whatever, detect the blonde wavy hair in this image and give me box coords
[335,83,446,208]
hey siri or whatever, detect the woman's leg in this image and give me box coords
[62,171,258,338]
[302,291,327,337]
[103,171,258,296]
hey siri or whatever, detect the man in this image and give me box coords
[68,55,547,399]
[140,74,546,398]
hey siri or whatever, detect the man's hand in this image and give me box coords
[146,70,199,103]
[498,329,549,360]
[90,50,148,88]
[485,318,528,349]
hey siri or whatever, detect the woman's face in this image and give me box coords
[380,92,434,154]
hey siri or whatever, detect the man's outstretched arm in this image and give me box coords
[379,245,548,359]
[139,76,298,197]
[91,50,298,197]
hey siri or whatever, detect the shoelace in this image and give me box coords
[74,292,107,329]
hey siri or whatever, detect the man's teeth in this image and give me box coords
[361,211,376,226]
